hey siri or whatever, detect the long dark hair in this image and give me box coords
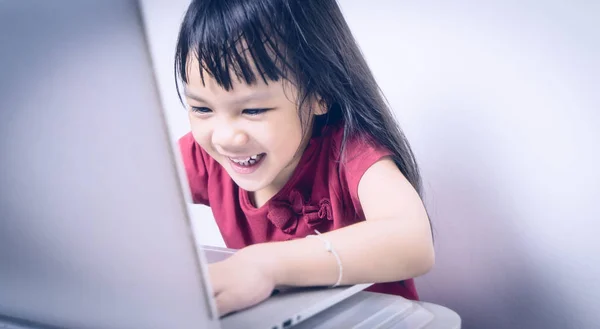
[174,0,424,198]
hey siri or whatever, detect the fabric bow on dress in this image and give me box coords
[267,189,333,234]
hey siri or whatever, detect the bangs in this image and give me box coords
[175,0,294,91]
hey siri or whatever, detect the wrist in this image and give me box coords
[240,242,284,286]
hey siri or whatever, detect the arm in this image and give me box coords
[244,156,435,287]
[210,156,434,315]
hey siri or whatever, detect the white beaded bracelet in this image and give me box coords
[306,229,343,288]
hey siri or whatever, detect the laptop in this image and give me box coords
[0,1,420,329]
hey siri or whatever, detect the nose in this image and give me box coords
[211,119,249,151]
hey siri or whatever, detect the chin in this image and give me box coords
[230,176,269,192]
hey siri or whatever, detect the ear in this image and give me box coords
[313,96,329,116]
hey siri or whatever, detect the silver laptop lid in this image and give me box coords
[0,1,219,328]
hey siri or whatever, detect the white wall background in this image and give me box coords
[140,0,600,328]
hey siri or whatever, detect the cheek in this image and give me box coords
[189,120,212,149]
[283,113,307,145]
[270,108,304,136]
[265,120,304,155]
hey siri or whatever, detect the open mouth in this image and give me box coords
[228,153,266,174]
[229,153,265,166]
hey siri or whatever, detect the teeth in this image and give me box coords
[230,153,263,166]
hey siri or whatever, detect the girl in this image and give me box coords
[175,0,434,316]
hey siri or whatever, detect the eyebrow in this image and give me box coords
[184,89,272,105]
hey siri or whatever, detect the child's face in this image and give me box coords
[184,58,315,197]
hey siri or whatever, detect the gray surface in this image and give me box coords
[0,1,219,329]
[293,291,461,329]
[221,284,371,329]
[419,303,461,329]
[293,291,418,329]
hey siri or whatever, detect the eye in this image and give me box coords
[191,106,212,114]
[242,108,269,116]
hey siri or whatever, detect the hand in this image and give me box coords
[208,246,277,316]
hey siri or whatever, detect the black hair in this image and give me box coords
[174,0,424,200]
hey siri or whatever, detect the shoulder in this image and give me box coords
[178,132,216,205]
[178,131,198,159]
[325,124,392,215]
[178,132,222,170]
[179,132,207,173]
[329,125,392,179]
